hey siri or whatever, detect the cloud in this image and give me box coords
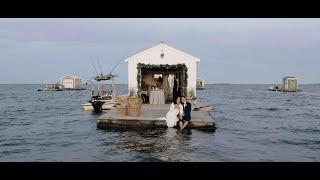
[0,18,320,84]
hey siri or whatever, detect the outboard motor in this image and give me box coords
[90,95,105,113]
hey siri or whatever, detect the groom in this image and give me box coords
[179,96,191,130]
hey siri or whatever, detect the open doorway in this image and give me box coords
[137,63,187,104]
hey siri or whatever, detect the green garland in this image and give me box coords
[136,63,188,97]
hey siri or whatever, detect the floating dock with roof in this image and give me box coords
[96,42,215,130]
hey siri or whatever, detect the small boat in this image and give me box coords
[82,66,119,112]
[82,100,117,111]
[268,85,282,91]
[37,84,62,91]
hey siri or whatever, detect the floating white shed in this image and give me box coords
[125,42,200,98]
[196,78,205,90]
[282,76,299,92]
[59,76,82,90]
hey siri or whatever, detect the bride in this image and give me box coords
[166,97,184,128]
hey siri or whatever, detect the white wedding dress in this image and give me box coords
[165,103,184,128]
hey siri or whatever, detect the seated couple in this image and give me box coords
[165,96,191,129]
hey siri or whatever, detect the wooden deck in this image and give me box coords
[97,103,215,131]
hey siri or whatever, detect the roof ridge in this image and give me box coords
[125,42,200,62]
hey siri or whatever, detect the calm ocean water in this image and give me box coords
[0,84,319,162]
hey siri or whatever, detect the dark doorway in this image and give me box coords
[137,64,188,103]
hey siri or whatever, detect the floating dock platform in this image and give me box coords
[97,103,215,131]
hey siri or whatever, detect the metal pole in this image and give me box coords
[111,78,116,102]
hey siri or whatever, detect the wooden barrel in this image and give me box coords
[127,97,142,116]
[116,96,129,108]
[117,107,128,116]
[116,96,129,116]
[128,97,142,108]
[128,108,140,117]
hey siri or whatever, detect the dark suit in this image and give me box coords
[182,102,191,121]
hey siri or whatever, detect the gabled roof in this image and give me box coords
[125,42,200,62]
[60,75,79,80]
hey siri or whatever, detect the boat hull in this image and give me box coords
[82,102,116,111]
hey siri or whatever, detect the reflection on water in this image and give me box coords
[1,84,320,161]
[100,128,207,161]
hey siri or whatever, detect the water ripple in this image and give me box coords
[0,84,320,161]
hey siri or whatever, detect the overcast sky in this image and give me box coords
[0,18,319,84]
